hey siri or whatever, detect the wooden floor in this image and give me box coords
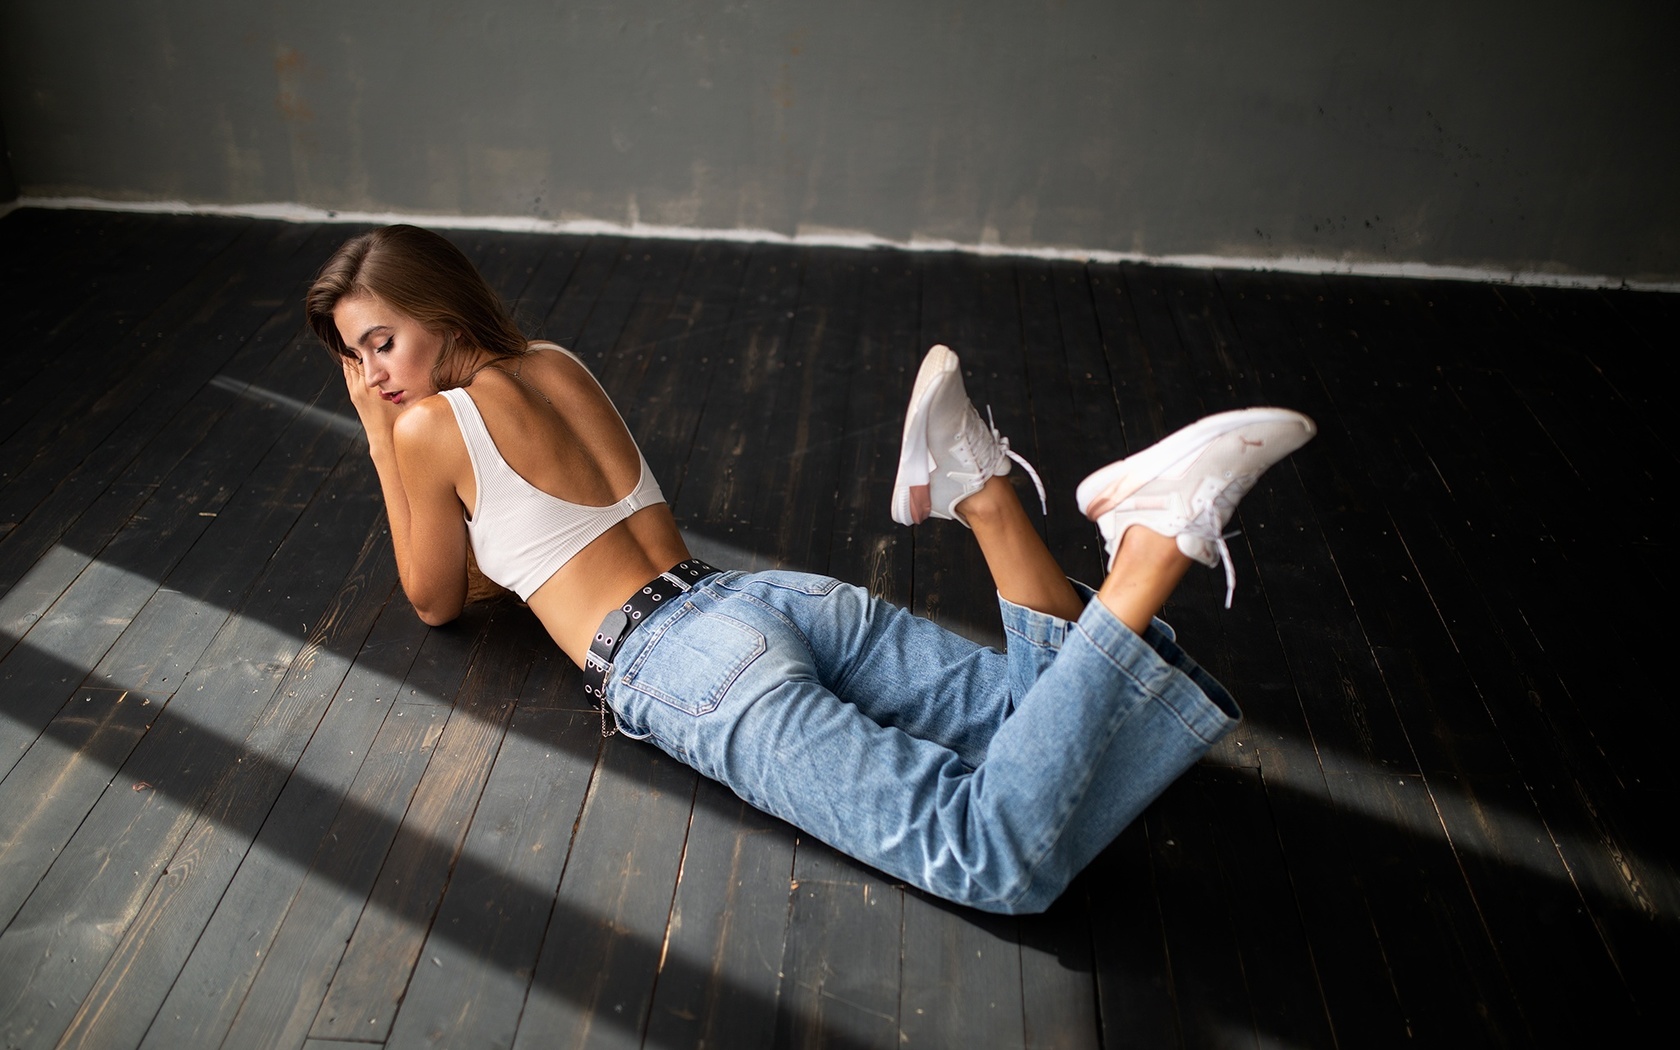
[0,207,1673,1049]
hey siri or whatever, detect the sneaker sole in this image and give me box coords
[891,344,958,525]
[1077,408,1316,520]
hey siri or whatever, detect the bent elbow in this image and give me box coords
[411,601,456,624]
[410,595,463,627]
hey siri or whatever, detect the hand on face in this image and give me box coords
[342,357,404,440]
[333,292,449,444]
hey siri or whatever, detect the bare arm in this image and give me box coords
[342,360,470,625]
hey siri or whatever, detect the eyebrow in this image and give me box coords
[355,323,392,347]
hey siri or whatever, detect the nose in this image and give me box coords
[361,358,387,387]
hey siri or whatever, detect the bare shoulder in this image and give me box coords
[392,393,467,455]
[526,342,598,384]
[523,344,624,417]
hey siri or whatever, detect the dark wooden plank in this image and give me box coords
[56,523,398,1050]
[897,897,1026,1050]
[1147,768,1256,1048]
[1524,776,1680,1017]
[303,604,532,1043]
[1317,278,1673,1021]
[0,687,165,917]
[510,734,697,1050]
[0,218,335,663]
[1313,277,1674,879]
[384,695,603,1050]
[567,239,694,377]
[1045,258,1126,576]
[1089,819,1180,1049]
[218,698,448,1048]
[1196,268,1545,1041]
[738,245,857,575]
[0,215,264,497]
[1521,283,1677,463]
[1229,277,1575,1037]
[773,842,904,1050]
[617,239,755,525]
[130,583,426,1050]
[1427,774,1640,1038]
[1221,271,1513,775]
[0,213,251,455]
[1154,269,1317,771]
[1322,770,1530,1046]
[509,233,590,333]
[1018,893,1098,1050]
[1239,273,1671,1035]
[0,340,349,805]
[0,317,353,781]
[1085,264,1169,454]
[0,357,364,925]
[464,227,568,307]
[539,236,622,352]
[0,442,380,1049]
[1597,285,1680,427]
[1200,269,1420,777]
[823,249,918,604]
[1199,765,1336,1048]
[640,781,795,1050]
[1105,264,1236,720]
[1253,745,1409,1046]
[0,210,161,358]
[176,601,491,1050]
[4,210,1676,1050]
[665,242,808,573]
[1409,280,1669,773]
[0,216,324,604]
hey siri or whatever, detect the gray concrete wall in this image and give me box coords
[2,0,1675,281]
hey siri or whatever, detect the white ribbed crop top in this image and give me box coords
[439,347,665,600]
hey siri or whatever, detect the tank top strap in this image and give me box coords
[439,387,497,518]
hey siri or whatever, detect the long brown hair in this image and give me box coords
[305,225,530,388]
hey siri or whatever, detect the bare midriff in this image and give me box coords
[523,503,693,668]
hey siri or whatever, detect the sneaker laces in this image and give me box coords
[1181,475,1255,608]
[973,406,1048,516]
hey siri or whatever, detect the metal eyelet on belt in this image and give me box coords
[581,559,721,736]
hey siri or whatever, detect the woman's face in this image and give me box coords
[333,292,448,408]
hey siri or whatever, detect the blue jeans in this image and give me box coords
[604,570,1239,914]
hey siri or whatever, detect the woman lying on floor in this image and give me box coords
[305,225,1315,915]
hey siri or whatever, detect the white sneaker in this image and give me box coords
[1076,408,1316,607]
[891,345,1046,527]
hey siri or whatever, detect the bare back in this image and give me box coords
[447,345,690,664]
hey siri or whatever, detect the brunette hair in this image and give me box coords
[305,225,530,388]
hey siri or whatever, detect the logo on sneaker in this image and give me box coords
[1240,437,1265,449]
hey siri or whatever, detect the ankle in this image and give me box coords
[952,475,1014,527]
[1096,527,1193,633]
[1110,524,1184,568]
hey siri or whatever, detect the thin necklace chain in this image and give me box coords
[466,357,552,406]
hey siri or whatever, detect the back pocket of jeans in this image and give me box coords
[619,605,766,716]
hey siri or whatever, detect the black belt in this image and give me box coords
[583,558,720,734]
